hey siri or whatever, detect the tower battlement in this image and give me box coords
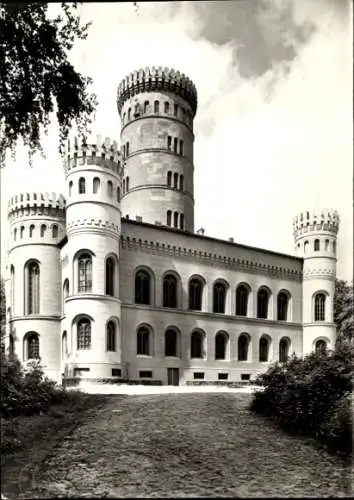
[8,192,66,218]
[117,66,198,117]
[64,135,123,178]
[293,209,339,240]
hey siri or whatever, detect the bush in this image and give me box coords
[250,343,353,456]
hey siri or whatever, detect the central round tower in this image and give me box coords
[117,66,198,232]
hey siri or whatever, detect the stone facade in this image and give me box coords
[3,67,340,384]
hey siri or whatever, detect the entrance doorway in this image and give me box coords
[167,367,179,386]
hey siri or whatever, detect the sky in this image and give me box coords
[0,0,353,280]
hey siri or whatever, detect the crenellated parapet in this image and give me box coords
[293,209,339,241]
[117,66,198,117]
[8,192,66,222]
[64,135,123,178]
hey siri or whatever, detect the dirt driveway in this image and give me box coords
[3,393,352,498]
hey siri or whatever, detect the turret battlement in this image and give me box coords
[8,192,66,218]
[117,66,198,117]
[293,209,339,240]
[64,135,123,177]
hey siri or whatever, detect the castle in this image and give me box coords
[3,66,340,385]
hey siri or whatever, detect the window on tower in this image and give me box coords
[25,260,40,314]
[173,173,178,188]
[179,175,184,191]
[79,177,86,194]
[166,210,172,226]
[174,104,178,117]
[126,177,130,192]
[154,101,159,113]
[105,257,115,296]
[106,321,116,351]
[144,101,149,113]
[93,177,100,194]
[173,138,178,153]
[77,318,91,350]
[126,142,130,157]
[78,254,92,293]
[107,181,113,197]
[173,211,178,228]
[314,239,320,251]
[180,213,184,230]
[314,293,326,321]
[167,136,172,150]
[179,140,184,155]
[128,108,131,121]
[167,171,172,187]
[164,101,169,114]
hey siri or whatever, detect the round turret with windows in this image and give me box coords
[293,208,340,354]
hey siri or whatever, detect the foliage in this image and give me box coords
[0,276,5,347]
[0,2,97,162]
[334,279,353,344]
[250,343,353,456]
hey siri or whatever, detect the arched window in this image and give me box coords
[63,279,69,313]
[24,332,40,360]
[215,331,228,360]
[189,277,203,311]
[213,282,226,314]
[236,284,249,316]
[69,181,73,196]
[77,318,91,350]
[29,224,35,237]
[166,210,172,226]
[128,108,131,120]
[79,177,86,194]
[173,211,178,228]
[165,329,178,357]
[144,101,149,113]
[167,171,172,186]
[134,102,140,117]
[126,142,130,157]
[277,292,289,321]
[52,225,58,238]
[106,321,116,351]
[62,331,67,359]
[123,179,126,194]
[40,224,46,237]
[179,140,184,155]
[257,288,270,319]
[137,326,150,355]
[173,137,178,153]
[117,186,120,202]
[173,172,178,188]
[259,336,271,362]
[122,145,126,159]
[107,180,113,197]
[14,228,17,241]
[126,176,130,192]
[163,274,177,308]
[135,270,150,305]
[314,293,326,321]
[279,337,290,362]
[78,254,92,293]
[154,100,159,113]
[164,101,169,114]
[26,261,40,314]
[10,265,15,310]
[105,257,115,296]
[304,240,309,253]
[93,177,100,193]
[174,103,178,117]
[180,214,184,230]
[314,239,320,251]
[238,333,250,361]
[20,226,24,239]
[325,239,329,251]
[333,241,336,253]
[167,135,172,150]
[191,331,204,358]
[315,339,327,354]
[179,175,184,191]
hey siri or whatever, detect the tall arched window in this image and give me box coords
[40,224,47,237]
[173,211,178,228]
[189,277,203,311]
[69,181,73,196]
[304,240,309,253]
[107,180,113,197]
[191,331,204,358]
[164,101,169,114]
[126,176,130,192]
[63,279,69,314]
[29,224,35,237]
[79,177,86,194]
[314,293,326,321]
[279,337,290,362]
[20,226,25,238]
[180,214,184,230]
[93,177,100,193]
[10,265,15,310]
[24,332,40,360]
[128,108,131,120]
[166,210,172,226]
[117,186,120,202]
[180,175,184,191]
[154,100,159,113]
[106,321,116,351]
[215,331,228,360]
[137,326,150,355]
[213,282,226,314]
[77,318,91,350]
[173,172,178,188]
[325,239,329,251]
[259,336,271,362]
[314,239,320,251]
[62,331,67,359]
[277,292,289,321]
[105,257,115,296]
[144,101,149,113]
[126,142,130,157]
[163,274,177,308]
[238,333,250,361]
[123,179,126,194]
[167,171,172,186]
[52,225,58,238]
[332,241,336,253]
[26,261,40,314]
[135,270,150,305]
[14,228,17,241]
[315,339,327,354]
[236,284,249,316]
[257,288,270,319]
[165,329,178,357]
[78,254,92,293]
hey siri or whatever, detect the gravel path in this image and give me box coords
[12,393,352,498]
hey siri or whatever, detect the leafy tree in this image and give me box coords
[0,277,5,349]
[0,2,97,162]
[334,279,353,343]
